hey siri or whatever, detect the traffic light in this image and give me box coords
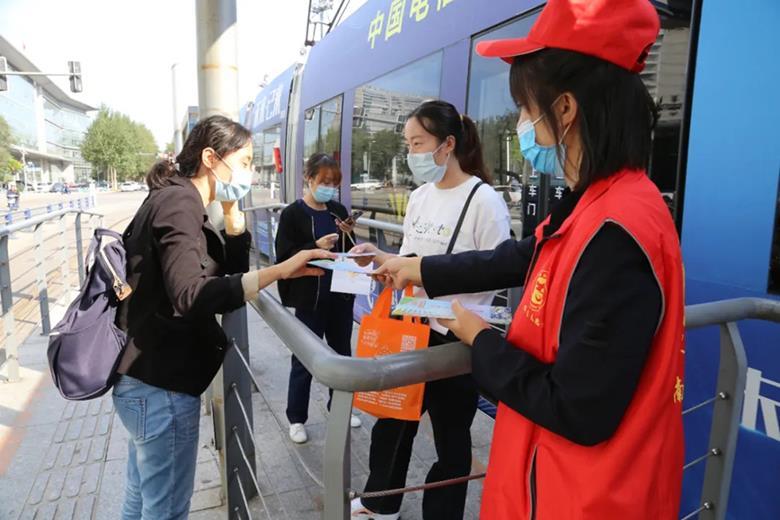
[68,61,82,93]
[0,57,8,92]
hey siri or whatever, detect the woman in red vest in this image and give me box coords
[374,0,685,518]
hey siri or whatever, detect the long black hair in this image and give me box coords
[146,115,252,190]
[510,49,658,191]
[408,100,492,184]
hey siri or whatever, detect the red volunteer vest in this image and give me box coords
[481,170,685,519]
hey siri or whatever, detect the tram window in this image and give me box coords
[645,8,693,224]
[467,4,693,236]
[303,95,343,162]
[320,96,343,161]
[350,51,443,248]
[250,125,283,204]
[467,12,541,238]
[303,105,321,161]
[769,183,780,294]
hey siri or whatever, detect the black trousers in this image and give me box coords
[361,331,479,518]
[286,296,354,424]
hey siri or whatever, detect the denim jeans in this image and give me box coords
[112,375,201,520]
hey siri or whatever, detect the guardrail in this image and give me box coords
[218,203,780,519]
[2,195,96,226]
[0,203,103,383]
[220,280,779,519]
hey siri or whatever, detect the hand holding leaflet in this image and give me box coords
[307,259,374,274]
[391,297,512,325]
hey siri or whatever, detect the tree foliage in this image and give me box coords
[81,106,159,185]
[0,115,18,182]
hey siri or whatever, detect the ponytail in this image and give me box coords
[144,115,252,191]
[458,115,491,185]
[409,100,493,185]
[145,159,178,190]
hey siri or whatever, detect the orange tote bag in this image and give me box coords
[353,287,430,421]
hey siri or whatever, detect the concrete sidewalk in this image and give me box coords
[0,299,493,519]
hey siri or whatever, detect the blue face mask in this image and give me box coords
[517,115,569,179]
[407,142,448,184]
[313,185,338,203]
[212,155,253,201]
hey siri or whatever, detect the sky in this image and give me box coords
[0,0,368,148]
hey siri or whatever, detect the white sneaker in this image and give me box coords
[350,498,400,519]
[350,414,363,428]
[289,423,308,444]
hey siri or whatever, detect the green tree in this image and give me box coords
[128,122,158,180]
[350,127,405,183]
[81,107,159,188]
[0,115,18,183]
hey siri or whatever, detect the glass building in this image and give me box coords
[0,35,96,188]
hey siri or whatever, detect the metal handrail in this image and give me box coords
[354,216,403,235]
[1,195,92,219]
[241,202,287,213]
[232,200,780,519]
[0,208,74,236]
[686,297,780,328]
[250,292,471,392]
[243,292,780,519]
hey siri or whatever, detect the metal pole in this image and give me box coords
[58,215,70,292]
[699,322,748,520]
[323,390,353,520]
[196,0,239,120]
[0,234,19,382]
[222,309,257,507]
[75,213,85,286]
[171,63,183,154]
[265,209,275,264]
[33,223,51,335]
[196,0,246,512]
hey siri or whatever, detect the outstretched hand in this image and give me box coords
[279,249,335,279]
[371,256,423,289]
[437,300,490,346]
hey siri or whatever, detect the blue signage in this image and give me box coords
[246,64,297,133]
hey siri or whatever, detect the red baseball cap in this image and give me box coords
[476,0,660,73]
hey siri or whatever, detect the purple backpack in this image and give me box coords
[48,229,131,400]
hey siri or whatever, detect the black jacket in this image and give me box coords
[275,199,354,310]
[421,191,662,446]
[116,175,251,396]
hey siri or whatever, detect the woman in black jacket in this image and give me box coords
[275,153,362,444]
[114,115,330,520]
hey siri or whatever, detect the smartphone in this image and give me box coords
[344,210,364,225]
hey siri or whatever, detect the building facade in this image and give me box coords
[0,35,95,188]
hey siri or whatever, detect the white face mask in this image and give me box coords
[407,141,448,184]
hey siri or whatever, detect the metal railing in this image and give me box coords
[2,195,94,225]
[216,204,780,519]
[0,202,102,382]
[677,298,780,520]
[218,267,779,518]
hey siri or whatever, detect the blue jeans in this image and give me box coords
[112,375,201,520]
